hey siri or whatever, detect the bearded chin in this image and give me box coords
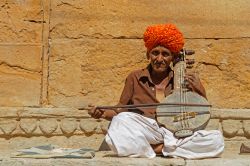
[153,65,168,73]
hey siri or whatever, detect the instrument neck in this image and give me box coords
[173,61,186,90]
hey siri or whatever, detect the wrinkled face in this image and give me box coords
[147,46,174,73]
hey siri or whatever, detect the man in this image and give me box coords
[89,23,224,159]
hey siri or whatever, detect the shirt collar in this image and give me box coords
[139,64,174,85]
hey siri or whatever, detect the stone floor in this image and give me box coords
[0,150,250,166]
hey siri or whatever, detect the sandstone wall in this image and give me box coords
[0,0,250,151]
[0,0,249,108]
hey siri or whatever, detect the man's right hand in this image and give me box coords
[88,105,105,119]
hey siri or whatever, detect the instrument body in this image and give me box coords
[156,50,211,138]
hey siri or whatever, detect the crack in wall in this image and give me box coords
[46,5,52,106]
[57,1,83,10]
[0,61,40,73]
[23,19,46,24]
[49,27,250,40]
[4,1,18,35]
[40,0,51,106]
[196,61,223,71]
[56,90,78,98]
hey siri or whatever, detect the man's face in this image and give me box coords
[147,46,174,73]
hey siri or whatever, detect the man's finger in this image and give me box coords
[101,113,106,119]
[93,109,104,117]
[88,106,98,116]
[88,108,95,115]
[93,109,99,117]
[185,75,195,84]
[87,104,95,108]
[185,73,195,78]
[93,111,101,118]
[98,108,105,112]
[186,84,193,90]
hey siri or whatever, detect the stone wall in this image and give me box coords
[0,0,250,151]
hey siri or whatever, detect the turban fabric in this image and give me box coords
[143,24,184,53]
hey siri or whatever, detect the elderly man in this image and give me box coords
[89,24,224,159]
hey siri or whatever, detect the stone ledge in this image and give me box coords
[0,107,250,139]
[211,108,250,119]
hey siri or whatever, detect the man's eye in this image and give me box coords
[162,52,170,57]
[151,51,159,55]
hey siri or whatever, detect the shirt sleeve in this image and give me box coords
[115,73,134,113]
[119,73,134,105]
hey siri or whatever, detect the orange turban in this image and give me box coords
[143,24,184,53]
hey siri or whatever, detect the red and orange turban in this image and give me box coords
[143,23,184,53]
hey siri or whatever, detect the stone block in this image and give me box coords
[0,119,17,135]
[39,119,58,135]
[60,118,77,135]
[0,0,43,43]
[79,119,98,134]
[242,120,250,138]
[205,119,219,130]
[0,45,42,106]
[48,39,147,107]
[20,119,37,135]
[100,120,110,134]
[50,0,250,39]
[222,120,242,138]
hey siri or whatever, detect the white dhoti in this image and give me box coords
[105,112,224,159]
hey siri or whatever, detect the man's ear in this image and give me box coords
[146,51,150,60]
[172,53,179,65]
[172,52,178,58]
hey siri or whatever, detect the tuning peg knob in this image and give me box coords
[186,59,195,65]
[186,64,194,69]
[180,49,195,55]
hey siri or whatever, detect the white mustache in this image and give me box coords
[153,61,166,65]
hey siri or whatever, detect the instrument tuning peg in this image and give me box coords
[174,49,195,66]
[180,49,195,56]
[186,59,195,65]
[185,50,195,55]
[186,64,194,69]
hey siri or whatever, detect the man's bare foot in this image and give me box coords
[151,143,164,155]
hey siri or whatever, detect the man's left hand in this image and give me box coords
[184,72,207,98]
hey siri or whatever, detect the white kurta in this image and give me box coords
[105,112,224,159]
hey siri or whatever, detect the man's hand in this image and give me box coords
[184,72,207,98]
[88,105,106,119]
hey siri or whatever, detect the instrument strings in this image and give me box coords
[180,59,185,129]
[183,51,190,128]
[180,50,190,129]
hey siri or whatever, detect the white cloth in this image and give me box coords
[105,112,224,159]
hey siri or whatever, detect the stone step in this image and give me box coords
[0,151,249,166]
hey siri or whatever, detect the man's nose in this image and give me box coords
[156,54,164,61]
